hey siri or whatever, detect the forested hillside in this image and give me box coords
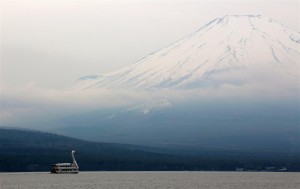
[0,128,299,172]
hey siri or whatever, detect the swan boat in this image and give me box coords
[51,150,79,174]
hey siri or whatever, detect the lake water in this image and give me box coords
[0,171,299,189]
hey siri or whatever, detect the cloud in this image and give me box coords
[0,82,152,128]
[1,68,299,130]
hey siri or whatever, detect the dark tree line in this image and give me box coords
[0,128,299,172]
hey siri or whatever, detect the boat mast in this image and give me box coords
[71,150,79,168]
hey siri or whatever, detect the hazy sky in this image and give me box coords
[1,0,299,89]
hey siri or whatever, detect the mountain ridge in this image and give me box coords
[2,127,300,172]
[73,15,299,90]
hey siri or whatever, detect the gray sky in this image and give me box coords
[1,0,299,89]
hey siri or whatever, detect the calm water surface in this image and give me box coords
[0,171,299,189]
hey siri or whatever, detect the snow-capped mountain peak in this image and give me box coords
[73,15,299,90]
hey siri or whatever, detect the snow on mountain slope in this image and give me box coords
[74,15,300,90]
[106,99,172,119]
[124,99,172,115]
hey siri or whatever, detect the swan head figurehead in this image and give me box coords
[71,150,79,168]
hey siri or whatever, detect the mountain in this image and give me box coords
[52,15,300,152]
[73,15,299,90]
[1,128,300,172]
[0,128,176,171]
[122,99,172,115]
[54,99,300,151]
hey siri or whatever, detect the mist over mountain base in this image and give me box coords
[51,97,299,155]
